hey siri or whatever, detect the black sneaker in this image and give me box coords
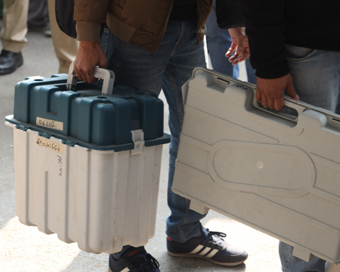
[108,246,160,272]
[167,228,248,266]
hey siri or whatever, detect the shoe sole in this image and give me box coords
[167,251,245,267]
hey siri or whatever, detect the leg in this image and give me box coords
[164,21,248,267]
[0,0,26,74]
[285,45,340,112]
[162,20,208,243]
[27,0,48,29]
[205,0,239,78]
[279,45,340,272]
[102,20,209,243]
[100,23,173,270]
[279,242,326,272]
[48,0,78,73]
[102,20,248,270]
[0,0,28,52]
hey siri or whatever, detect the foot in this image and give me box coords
[167,228,248,266]
[0,50,23,75]
[108,246,160,272]
[45,24,51,37]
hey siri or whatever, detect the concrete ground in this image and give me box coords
[0,28,282,271]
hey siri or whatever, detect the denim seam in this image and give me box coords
[170,22,184,57]
[102,28,110,55]
[286,49,318,62]
[177,21,195,50]
[167,65,184,125]
[113,35,122,85]
[177,199,191,243]
[167,64,188,243]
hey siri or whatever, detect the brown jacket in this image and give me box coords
[74,0,213,53]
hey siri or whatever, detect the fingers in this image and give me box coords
[267,97,275,110]
[72,71,82,82]
[259,90,268,107]
[257,89,284,111]
[225,43,237,58]
[256,76,286,111]
[228,50,250,66]
[72,41,108,84]
[286,76,300,100]
[228,51,239,65]
[274,99,285,111]
[225,27,250,65]
[231,50,250,65]
[256,86,262,103]
[98,57,108,69]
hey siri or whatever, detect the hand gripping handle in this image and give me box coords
[66,62,115,95]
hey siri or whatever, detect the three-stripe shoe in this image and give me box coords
[167,228,248,266]
[108,246,160,272]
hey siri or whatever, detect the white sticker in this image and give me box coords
[36,117,63,131]
[36,136,64,154]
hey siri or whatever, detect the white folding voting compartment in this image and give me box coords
[172,68,340,264]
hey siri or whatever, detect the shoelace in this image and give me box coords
[138,253,160,271]
[208,229,227,240]
[206,229,228,248]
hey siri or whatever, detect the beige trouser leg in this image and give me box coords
[48,0,78,73]
[0,0,28,53]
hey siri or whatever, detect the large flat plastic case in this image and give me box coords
[172,68,340,264]
[5,68,170,254]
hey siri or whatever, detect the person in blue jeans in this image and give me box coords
[205,0,256,83]
[239,0,340,271]
[276,45,340,272]
[72,1,249,271]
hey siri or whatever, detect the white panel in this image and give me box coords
[173,68,340,264]
[10,128,164,254]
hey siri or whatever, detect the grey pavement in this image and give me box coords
[0,28,281,271]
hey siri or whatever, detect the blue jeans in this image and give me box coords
[101,20,208,257]
[279,44,340,272]
[205,0,256,84]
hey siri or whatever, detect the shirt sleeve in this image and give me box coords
[216,0,245,29]
[74,0,110,42]
[242,0,290,78]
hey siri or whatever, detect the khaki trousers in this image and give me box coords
[48,0,78,73]
[0,0,28,53]
[0,0,78,73]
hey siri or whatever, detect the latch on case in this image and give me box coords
[16,124,28,131]
[38,131,51,139]
[131,129,145,155]
[62,139,76,147]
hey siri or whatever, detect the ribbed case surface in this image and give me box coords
[172,68,340,263]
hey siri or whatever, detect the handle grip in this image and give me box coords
[67,62,115,95]
[252,89,307,124]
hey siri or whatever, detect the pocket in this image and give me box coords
[100,27,110,55]
[285,44,317,61]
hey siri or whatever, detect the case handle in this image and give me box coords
[66,62,115,95]
[252,93,306,124]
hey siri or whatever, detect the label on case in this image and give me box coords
[36,117,63,131]
[36,136,64,154]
